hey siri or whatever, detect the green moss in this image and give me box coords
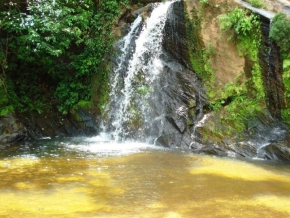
[137,85,150,95]
[0,105,14,116]
[281,108,290,125]
[92,66,110,115]
[127,102,143,129]
[73,100,93,110]
[186,9,206,77]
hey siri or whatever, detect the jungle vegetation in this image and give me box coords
[0,0,130,116]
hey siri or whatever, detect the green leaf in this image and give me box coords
[283,59,290,69]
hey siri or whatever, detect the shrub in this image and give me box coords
[0,0,129,114]
[270,13,290,55]
[249,0,263,8]
[218,8,260,37]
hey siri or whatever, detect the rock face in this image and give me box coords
[106,1,206,146]
[0,113,28,147]
[149,57,206,148]
[107,0,290,161]
[152,1,206,147]
[182,0,290,161]
[0,109,99,146]
[163,1,191,68]
[259,15,285,119]
[195,112,290,160]
[185,0,246,87]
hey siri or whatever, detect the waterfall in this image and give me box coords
[107,0,180,141]
[237,0,285,119]
[259,15,285,119]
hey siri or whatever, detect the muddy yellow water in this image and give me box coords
[0,143,290,217]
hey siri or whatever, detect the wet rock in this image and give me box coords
[197,111,290,161]
[259,15,285,119]
[132,4,153,17]
[163,1,191,68]
[260,143,290,161]
[147,57,206,148]
[0,107,100,146]
[73,109,100,136]
[145,1,207,148]
[48,109,99,137]
[0,113,28,146]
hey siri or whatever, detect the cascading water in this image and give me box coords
[107,0,181,142]
[103,0,289,160]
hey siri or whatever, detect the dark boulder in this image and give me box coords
[260,143,290,161]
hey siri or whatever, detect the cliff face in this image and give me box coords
[259,15,285,119]
[185,0,246,87]
[183,0,290,160]
[110,0,290,160]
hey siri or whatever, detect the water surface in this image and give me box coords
[0,137,290,217]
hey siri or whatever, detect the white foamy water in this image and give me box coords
[108,0,179,141]
[64,134,163,156]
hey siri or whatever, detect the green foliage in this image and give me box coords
[282,58,290,119]
[250,63,265,99]
[209,65,265,135]
[186,10,205,76]
[251,0,263,8]
[137,85,150,95]
[209,99,224,111]
[190,42,215,87]
[200,0,209,5]
[270,13,290,55]
[188,6,266,137]
[91,65,110,114]
[73,100,93,110]
[281,108,290,125]
[224,95,263,133]
[236,35,259,61]
[246,0,263,8]
[270,13,290,125]
[203,43,215,74]
[0,86,14,116]
[209,68,264,135]
[0,0,130,114]
[218,8,260,39]
[54,81,90,114]
[209,8,265,134]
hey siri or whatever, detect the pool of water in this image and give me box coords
[0,136,290,217]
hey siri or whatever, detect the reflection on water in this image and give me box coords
[0,137,290,217]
